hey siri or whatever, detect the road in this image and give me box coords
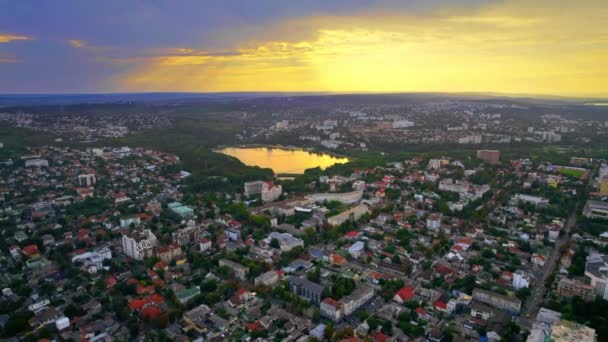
[517,171,594,329]
[517,210,576,328]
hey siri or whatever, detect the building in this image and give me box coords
[438,179,470,193]
[320,298,343,322]
[511,193,550,207]
[570,157,589,167]
[262,181,282,202]
[557,278,595,301]
[306,190,363,205]
[25,158,49,168]
[470,301,494,321]
[339,284,374,316]
[392,119,415,129]
[55,316,70,331]
[199,238,212,252]
[71,246,112,274]
[244,180,264,197]
[583,200,608,220]
[78,173,96,187]
[550,320,597,342]
[267,232,304,252]
[427,158,449,170]
[513,270,531,289]
[172,224,204,246]
[183,304,212,333]
[426,213,442,231]
[120,215,141,228]
[288,276,325,304]
[472,288,521,313]
[177,286,201,305]
[219,259,249,280]
[352,180,366,192]
[168,202,195,219]
[599,178,608,196]
[584,252,608,299]
[121,229,158,261]
[348,241,365,259]
[155,244,183,262]
[459,134,482,144]
[327,204,369,226]
[254,270,280,287]
[477,150,501,165]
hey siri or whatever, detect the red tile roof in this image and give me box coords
[395,286,415,301]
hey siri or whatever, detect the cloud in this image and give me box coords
[0,33,32,43]
[113,0,607,96]
[68,39,86,48]
[0,0,606,95]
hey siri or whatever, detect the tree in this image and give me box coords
[270,238,280,249]
[324,323,334,339]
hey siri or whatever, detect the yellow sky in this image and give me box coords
[117,0,608,96]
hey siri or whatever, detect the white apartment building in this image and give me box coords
[585,252,608,300]
[121,229,158,261]
[513,270,531,289]
[78,173,96,187]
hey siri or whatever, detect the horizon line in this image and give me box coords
[1,90,607,100]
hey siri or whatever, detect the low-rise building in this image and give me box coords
[583,200,608,220]
[254,270,280,287]
[320,298,343,322]
[267,232,304,252]
[155,244,183,263]
[472,288,521,313]
[557,278,595,301]
[288,276,325,304]
[327,204,369,226]
[339,284,374,317]
[219,259,249,280]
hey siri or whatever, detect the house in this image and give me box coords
[176,286,200,305]
[199,238,212,252]
[393,286,415,304]
[183,304,212,333]
[22,244,40,258]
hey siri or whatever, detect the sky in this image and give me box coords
[0,0,607,96]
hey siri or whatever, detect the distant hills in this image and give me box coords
[0,92,605,107]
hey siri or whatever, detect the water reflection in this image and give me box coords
[217,147,349,174]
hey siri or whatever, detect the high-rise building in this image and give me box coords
[244,181,264,197]
[570,157,589,167]
[599,178,608,196]
[476,150,501,165]
[585,252,608,299]
[262,181,282,202]
[121,229,158,261]
[78,173,96,187]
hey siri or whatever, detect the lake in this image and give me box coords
[216,147,349,174]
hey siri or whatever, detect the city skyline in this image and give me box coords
[0,0,607,96]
